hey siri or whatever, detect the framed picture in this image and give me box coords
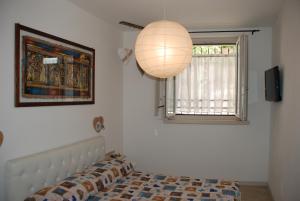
[15,23,95,107]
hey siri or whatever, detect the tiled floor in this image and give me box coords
[240,185,273,201]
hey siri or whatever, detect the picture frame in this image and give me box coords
[15,23,95,107]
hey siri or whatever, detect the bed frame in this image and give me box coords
[5,136,106,201]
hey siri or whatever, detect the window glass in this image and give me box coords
[176,44,237,116]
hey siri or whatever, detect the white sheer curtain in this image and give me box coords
[175,55,236,115]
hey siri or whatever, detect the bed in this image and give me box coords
[5,136,240,201]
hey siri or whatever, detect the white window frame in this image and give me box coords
[159,35,249,124]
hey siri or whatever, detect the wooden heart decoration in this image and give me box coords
[93,116,105,133]
[0,131,3,146]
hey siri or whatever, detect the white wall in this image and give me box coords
[269,0,300,200]
[0,0,123,199]
[123,28,272,182]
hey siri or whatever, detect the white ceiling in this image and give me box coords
[69,0,284,30]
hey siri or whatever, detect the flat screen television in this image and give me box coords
[265,66,281,102]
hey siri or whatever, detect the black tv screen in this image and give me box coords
[265,66,281,102]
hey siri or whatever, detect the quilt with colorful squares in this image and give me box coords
[24,157,240,201]
[86,171,241,201]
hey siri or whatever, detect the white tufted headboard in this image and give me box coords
[5,136,106,201]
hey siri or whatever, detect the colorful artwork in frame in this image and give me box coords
[15,23,95,107]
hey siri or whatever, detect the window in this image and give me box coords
[164,35,248,124]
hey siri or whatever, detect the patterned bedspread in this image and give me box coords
[86,171,240,201]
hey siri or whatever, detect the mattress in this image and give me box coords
[86,171,241,201]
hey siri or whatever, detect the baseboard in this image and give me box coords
[239,181,268,186]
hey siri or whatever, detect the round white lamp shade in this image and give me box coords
[135,20,193,78]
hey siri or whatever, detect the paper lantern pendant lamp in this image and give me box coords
[135,20,193,78]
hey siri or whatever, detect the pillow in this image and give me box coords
[24,158,134,201]
[24,172,105,201]
[85,158,134,180]
[104,151,126,160]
